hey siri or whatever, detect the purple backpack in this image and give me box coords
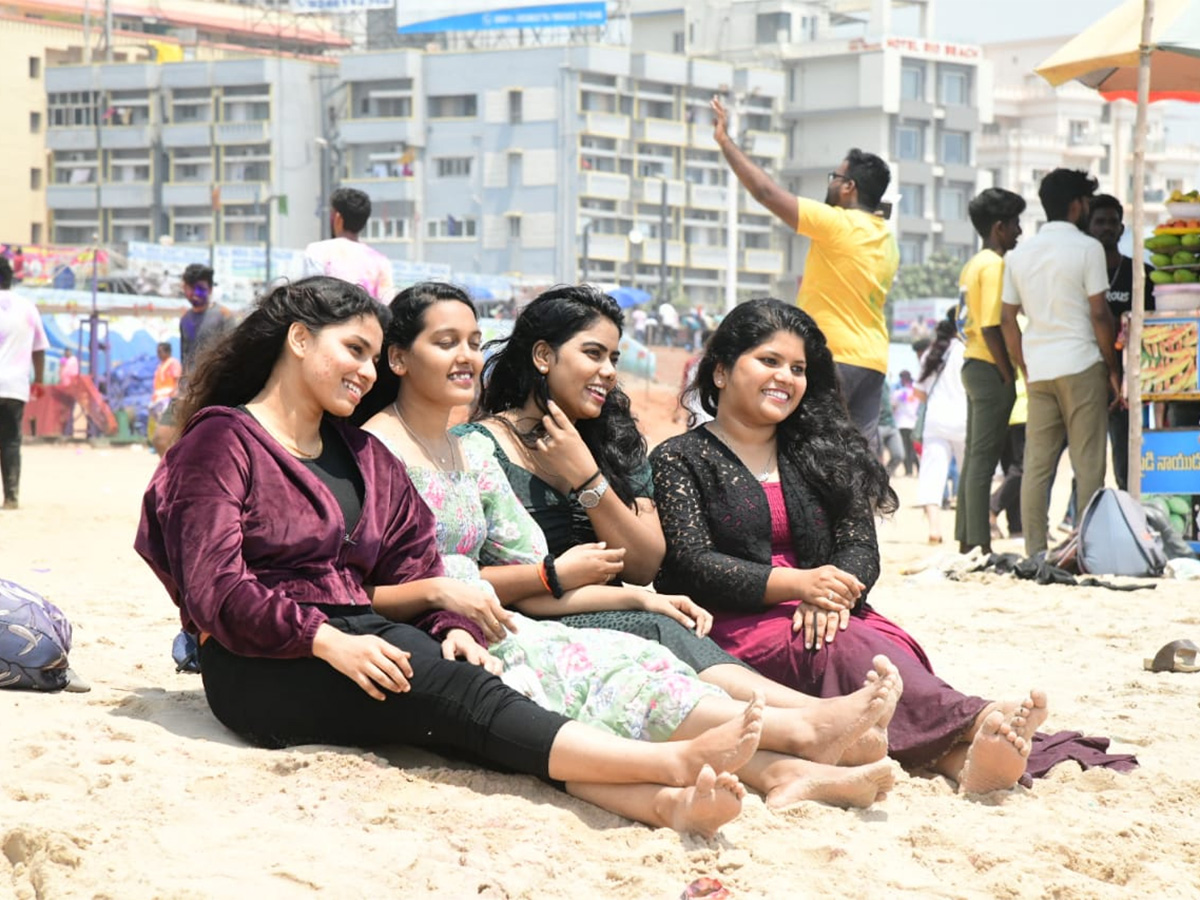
[0,577,73,691]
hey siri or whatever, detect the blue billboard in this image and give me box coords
[398,1,606,33]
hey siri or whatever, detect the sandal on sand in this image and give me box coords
[1143,639,1200,673]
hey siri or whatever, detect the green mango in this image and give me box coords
[1151,253,1173,266]
[1150,270,1175,284]
[1150,233,1182,249]
[1174,269,1198,282]
[1147,496,1172,517]
[1167,495,1191,516]
[1170,513,1187,534]
[1171,250,1196,265]
[1181,233,1200,247]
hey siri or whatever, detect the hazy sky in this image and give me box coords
[924,0,1125,44]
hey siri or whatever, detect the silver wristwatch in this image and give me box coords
[574,476,610,509]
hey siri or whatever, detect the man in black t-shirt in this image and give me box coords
[1088,194,1154,490]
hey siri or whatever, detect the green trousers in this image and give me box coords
[955,359,1015,552]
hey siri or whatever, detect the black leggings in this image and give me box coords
[198,609,569,783]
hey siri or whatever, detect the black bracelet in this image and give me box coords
[571,470,602,494]
[543,553,565,599]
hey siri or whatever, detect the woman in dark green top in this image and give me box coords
[456,285,878,716]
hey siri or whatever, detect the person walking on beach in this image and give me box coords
[891,371,919,476]
[152,264,235,454]
[1000,169,1119,557]
[954,188,1025,555]
[0,256,47,509]
[304,187,395,303]
[710,96,898,452]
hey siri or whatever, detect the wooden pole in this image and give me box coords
[1127,0,1154,501]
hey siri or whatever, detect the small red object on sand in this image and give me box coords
[681,877,731,899]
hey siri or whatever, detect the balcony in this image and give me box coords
[102,183,153,208]
[631,52,688,85]
[340,117,420,146]
[744,249,783,273]
[163,123,214,148]
[689,184,728,210]
[689,245,730,270]
[46,128,98,152]
[637,179,686,206]
[215,121,270,145]
[745,131,785,159]
[585,233,630,262]
[99,125,155,150]
[689,58,733,91]
[636,239,685,267]
[636,118,688,146]
[216,183,266,205]
[341,176,416,203]
[46,184,99,210]
[739,193,772,216]
[580,171,630,201]
[163,183,216,207]
[689,124,720,151]
[582,112,630,141]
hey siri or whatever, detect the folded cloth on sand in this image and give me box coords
[985,553,1158,592]
[1020,732,1139,786]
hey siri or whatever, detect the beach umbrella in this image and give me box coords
[608,286,652,309]
[1036,0,1200,500]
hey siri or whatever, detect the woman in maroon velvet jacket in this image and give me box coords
[134,276,764,837]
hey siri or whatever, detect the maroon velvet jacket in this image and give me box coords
[136,406,482,658]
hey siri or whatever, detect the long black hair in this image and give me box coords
[351,281,477,426]
[687,298,898,516]
[176,276,386,429]
[917,308,958,383]
[474,284,648,508]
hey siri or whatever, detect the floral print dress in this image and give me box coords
[389,430,723,742]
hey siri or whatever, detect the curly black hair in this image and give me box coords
[474,284,649,508]
[175,276,386,429]
[686,297,898,516]
[352,281,477,426]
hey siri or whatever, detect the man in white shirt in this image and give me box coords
[0,257,48,509]
[303,188,395,302]
[658,301,680,347]
[1000,169,1119,556]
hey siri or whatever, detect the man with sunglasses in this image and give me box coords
[711,97,898,452]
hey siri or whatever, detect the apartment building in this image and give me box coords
[981,37,1200,231]
[630,0,989,297]
[45,57,328,250]
[337,44,786,304]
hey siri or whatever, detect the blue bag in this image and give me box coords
[0,577,73,691]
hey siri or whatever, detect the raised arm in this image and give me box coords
[711,96,799,232]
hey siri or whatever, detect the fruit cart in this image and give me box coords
[1141,213,1200,550]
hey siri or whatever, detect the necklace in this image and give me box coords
[394,401,459,471]
[709,423,777,482]
[1108,256,1126,291]
[247,407,323,459]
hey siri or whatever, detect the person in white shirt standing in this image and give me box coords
[303,188,395,303]
[1000,169,1120,557]
[0,257,48,509]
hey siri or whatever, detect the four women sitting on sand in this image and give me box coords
[139,275,1126,838]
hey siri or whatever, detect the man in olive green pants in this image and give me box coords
[955,188,1025,554]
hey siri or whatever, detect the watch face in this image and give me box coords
[578,489,601,509]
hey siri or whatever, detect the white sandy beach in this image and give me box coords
[2,413,1199,898]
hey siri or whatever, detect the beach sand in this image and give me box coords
[2,373,1198,899]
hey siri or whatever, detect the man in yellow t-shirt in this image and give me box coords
[954,187,1025,554]
[711,97,897,451]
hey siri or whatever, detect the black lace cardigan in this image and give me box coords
[649,427,881,614]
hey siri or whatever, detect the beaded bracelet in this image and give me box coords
[543,554,565,599]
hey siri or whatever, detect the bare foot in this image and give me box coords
[957,690,1047,794]
[837,656,903,767]
[764,758,896,810]
[674,691,764,785]
[660,764,746,838]
[780,657,895,766]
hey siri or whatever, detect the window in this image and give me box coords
[508,90,523,124]
[756,12,791,43]
[428,94,477,118]
[365,217,410,241]
[427,216,477,239]
[938,184,967,221]
[898,183,924,217]
[897,123,923,161]
[1101,104,1112,123]
[672,32,685,54]
[48,91,100,127]
[28,56,40,79]
[940,130,969,165]
[939,69,969,105]
[941,243,972,262]
[508,215,522,239]
[30,168,42,190]
[899,237,924,266]
[29,111,41,133]
[30,223,42,245]
[435,157,473,178]
[1100,145,1111,175]
[901,65,924,101]
[1069,119,1090,145]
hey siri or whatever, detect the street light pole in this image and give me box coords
[581,219,591,282]
[659,176,668,304]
